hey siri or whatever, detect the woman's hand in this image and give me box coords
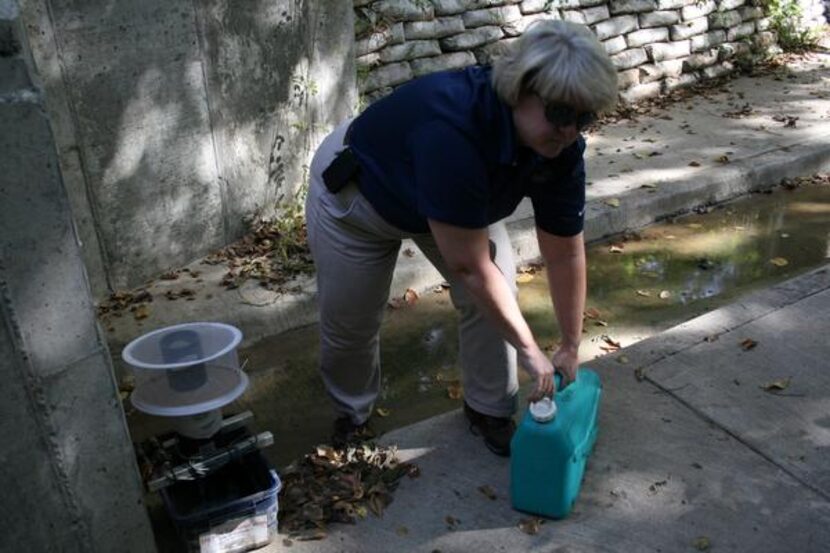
[551,344,579,385]
[519,345,556,402]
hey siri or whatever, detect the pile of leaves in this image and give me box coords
[97,289,152,318]
[278,443,419,540]
[204,214,313,291]
[780,173,830,189]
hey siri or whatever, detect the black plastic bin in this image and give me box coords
[161,451,281,553]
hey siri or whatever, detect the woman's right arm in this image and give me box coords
[428,219,555,401]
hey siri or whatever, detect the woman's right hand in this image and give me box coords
[519,345,555,402]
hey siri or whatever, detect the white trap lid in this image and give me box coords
[130,366,249,417]
[123,322,247,417]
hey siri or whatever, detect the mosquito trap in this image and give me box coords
[123,322,279,553]
[123,322,248,440]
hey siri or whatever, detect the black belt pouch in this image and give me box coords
[322,148,361,193]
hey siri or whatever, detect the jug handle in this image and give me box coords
[554,368,580,392]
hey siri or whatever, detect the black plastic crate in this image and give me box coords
[161,451,281,553]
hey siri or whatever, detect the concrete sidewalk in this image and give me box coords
[103,51,830,357]
[265,263,830,553]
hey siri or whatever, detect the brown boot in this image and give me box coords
[331,416,375,448]
[463,402,516,457]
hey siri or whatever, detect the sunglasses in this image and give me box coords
[543,102,597,132]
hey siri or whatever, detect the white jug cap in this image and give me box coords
[530,397,557,423]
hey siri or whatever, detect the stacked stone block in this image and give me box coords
[355,0,823,105]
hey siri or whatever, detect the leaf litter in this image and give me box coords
[518,517,545,535]
[477,484,498,500]
[205,215,313,292]
[97,289,152,317]
[278,443,419,540]
[445,515,461,530]
[693,536,712,551]
[761,377,792,392]
[740,338,758,350]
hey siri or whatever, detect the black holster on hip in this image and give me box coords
[322,147,361,194]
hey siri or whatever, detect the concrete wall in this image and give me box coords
[22,0,356,294]
[0,2,156,551]
[355,0,828,104]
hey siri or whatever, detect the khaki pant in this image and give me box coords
[305,120,519,425]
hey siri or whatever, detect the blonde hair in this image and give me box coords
[492,20,618,113]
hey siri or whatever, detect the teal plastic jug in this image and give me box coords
[510,368,602,519]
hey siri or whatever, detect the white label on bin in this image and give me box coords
[199,514,270,553]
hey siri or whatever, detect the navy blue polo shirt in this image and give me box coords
[348,65,586,237]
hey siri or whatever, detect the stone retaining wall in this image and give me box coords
[355,0,827,104]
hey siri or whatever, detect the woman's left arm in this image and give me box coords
[537,228,587,384]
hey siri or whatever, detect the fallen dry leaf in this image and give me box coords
[446,381,463,400]
[769,257,789,267]
[584,307,602,320]
[715,155,730,163]
[367,494,387,517]
[648,479,668,493]
[609,244,624,254]
[404,288,419,305]
[402,248,415,258]
[740,338,758,350]
[477,485,497,500]
[518,517,544,535]
[688,161,701,167]
[659,290,671,299]
[600,334,622,351]
[375,407,391,417]
[635,367,646,381]
[761,377,791,392]
[693,536,711,551]
[617,355,629,364]
[132,304,150,320]
[604,198,621,208]
[636,289,651,297]
[772,114,798,127]
[445,515,461,530]
[723,103,754,118]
